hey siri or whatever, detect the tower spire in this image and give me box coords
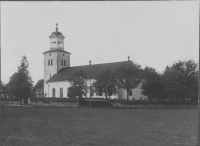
[56,23,58,31]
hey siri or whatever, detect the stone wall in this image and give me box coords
[30,101,78,107]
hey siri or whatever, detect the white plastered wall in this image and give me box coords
[44,53,58,83]
[118,84,148,100]
[57,52,70,71]
[44,79,147,100]
[45,81,70,98]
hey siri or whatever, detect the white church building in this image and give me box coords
[43,24,147,100]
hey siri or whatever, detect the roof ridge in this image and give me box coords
[66,61,128,68]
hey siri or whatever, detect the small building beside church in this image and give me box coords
[43,24,147,100]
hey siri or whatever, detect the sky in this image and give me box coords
[1,1,199,85]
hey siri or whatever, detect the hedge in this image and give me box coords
[1,98,21,102]
[109,99,198,105]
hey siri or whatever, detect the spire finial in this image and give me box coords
[128,56,130,61]
[56,23,58,31]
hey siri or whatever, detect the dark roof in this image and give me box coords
[47,61,128,82]
[49,31,64,38]
[43,49,71,54]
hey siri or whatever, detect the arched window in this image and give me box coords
[51,59,53,65]
[52,88,56,97]
[64,60,66,66]
[60,88,63,97]
[61,60,63,66]
[48,60,50,66]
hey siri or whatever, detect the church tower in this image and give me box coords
[43,24,71,96]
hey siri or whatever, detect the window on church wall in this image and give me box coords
[52,88,56,97]
[129,91,132,96]
[50,54,51,56]
[61,60,63,66]
[51,59,53,65]
[64,60,66,66]
[48,60,50,66]
[60,88,63,97]
[63,54,64,56]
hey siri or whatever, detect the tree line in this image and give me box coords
[68,60,198,101]
[1,56,198,103]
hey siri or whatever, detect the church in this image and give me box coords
[43,24,147,100]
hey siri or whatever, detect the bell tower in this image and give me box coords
[50,23,65,50]
[43,24,71,97]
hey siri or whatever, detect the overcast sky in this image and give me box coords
[1,1,199,84]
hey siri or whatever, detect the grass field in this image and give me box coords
[1,106,198,146]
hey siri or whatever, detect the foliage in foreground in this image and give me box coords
[33,79,44,98]
[115,61,143,100]
[141,60,198,101]
[7,56,33,103]
[67,69,88,98]
[93,70,117,99]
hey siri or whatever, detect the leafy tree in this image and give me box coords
[115,61,142,100]
[8,56,33,104]
[186,72,198,101]
[171,60,198,75]
[33,79,44,98]
[164,60,198,100]
[141,67,163,100]
[161,60,198,101]
[162,69,184,100]
[93,70,117,99]
[68,69,88,98]
[1,81,9,98]
[67,86,77,98]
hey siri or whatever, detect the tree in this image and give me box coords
[93,70,117,99]
[67,69,88,98]
[162,60,199,101]
[8,56,33,104]
[141,67,163,100]
[1,81,9,98]
[162,69,184,100]
[160,60,198,101]
[115,61,142,100]
[170,60,198,75]
[33,79,44,98]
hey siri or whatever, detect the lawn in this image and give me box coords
[1,106,198,146]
